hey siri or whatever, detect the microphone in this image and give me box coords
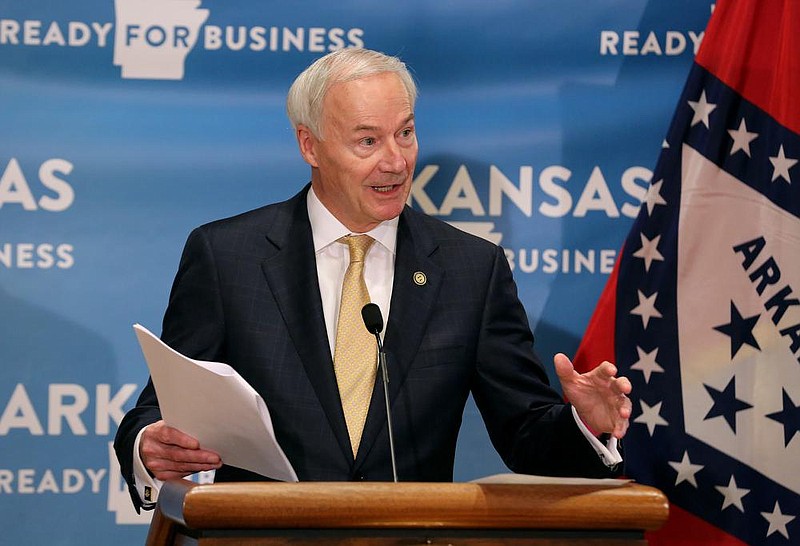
[361,303,398,482]
[361,302,383,335]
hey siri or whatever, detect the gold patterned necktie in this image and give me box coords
[333,234,377,456]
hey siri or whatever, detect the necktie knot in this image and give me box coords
[341,235,375,264]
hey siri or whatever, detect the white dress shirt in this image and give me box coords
[306,186,397,357]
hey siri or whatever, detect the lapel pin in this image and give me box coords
[413,271,427,286]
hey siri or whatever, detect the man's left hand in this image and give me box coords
[554,353,632,439]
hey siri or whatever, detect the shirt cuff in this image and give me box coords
[133,424,163,509]
[571,406,623,467]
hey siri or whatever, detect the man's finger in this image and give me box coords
[613,420,629,439]
[553,353,576,380]
[596,361,618,378]
[153,424,202,450]
[148,457,221,475]
[611,375,632,395]
[149,459,222,482]
[141,440,221,466]
[160,444,221,465]
[619,397,632,419]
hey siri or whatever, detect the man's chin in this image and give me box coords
[370,202,405,223]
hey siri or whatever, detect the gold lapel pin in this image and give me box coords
[413,271,427,286]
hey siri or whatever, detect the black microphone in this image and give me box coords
[361,303,398,482]
[361,302,383,335]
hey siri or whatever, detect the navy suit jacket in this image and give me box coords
[115,185,617,510]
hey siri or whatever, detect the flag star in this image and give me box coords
[713,301,761,359]
[765,389,800,447]
[643,179,667,216]
[715,475,750,512]
[769,145,797,183]
[632,233,664,272]
[634,399,668,436]
[761,501,795,539]
[728,118,759,157]
[630,290,663,329]
[688,90,717,128]
[703,376,753,433]
[668,451,704,487]
[630,346,664,383]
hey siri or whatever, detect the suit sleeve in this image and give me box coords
[113,226,227,510]
[471,246,620,478]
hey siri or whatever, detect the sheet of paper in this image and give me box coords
[470,473,631,486]
[133,324,298,482]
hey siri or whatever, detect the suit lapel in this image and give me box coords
[356,208,443,466]
[260,188,353,463]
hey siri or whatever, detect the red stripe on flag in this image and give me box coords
[696,0,800,134]
[646,504,749,546]
[572,247,621,373]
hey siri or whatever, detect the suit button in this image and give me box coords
[353,474,366,481]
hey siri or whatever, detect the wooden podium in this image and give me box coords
[146,479,668,545]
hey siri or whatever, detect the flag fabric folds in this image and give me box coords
[574,1,800,544]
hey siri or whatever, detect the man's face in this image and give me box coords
[298,72,418,233]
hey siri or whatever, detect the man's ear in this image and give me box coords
[296,125,320,168]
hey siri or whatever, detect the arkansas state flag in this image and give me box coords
[574,1,800,544]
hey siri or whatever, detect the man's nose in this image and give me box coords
[379,140,407,173]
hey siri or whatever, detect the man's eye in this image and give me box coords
[361,137,376,146]
[400,128,413,138]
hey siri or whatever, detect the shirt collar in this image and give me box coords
[307,185,398,255]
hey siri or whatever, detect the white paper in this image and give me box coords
[470,473,631,486]
[133,324,298,482]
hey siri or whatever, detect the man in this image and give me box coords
[114,48,632,511]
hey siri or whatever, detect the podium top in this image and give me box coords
[158,479,668,532]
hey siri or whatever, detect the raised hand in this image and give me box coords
[554,353,632,439]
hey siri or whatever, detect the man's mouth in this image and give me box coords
[371,184,398,193]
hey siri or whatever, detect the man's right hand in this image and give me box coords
[140,420,222,480]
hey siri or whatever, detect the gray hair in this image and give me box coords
[286,48,418,139]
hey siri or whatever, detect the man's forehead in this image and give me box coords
[328,71,403,90]
[325,73,409,106]
[351,113,415,132]
[323,75,413,129]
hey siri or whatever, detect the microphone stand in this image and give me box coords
[374,332,398,482]
[362,303,398,482]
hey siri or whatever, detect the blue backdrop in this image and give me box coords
[0,1,713,543]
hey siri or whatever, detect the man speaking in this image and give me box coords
[114,47,632,511]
